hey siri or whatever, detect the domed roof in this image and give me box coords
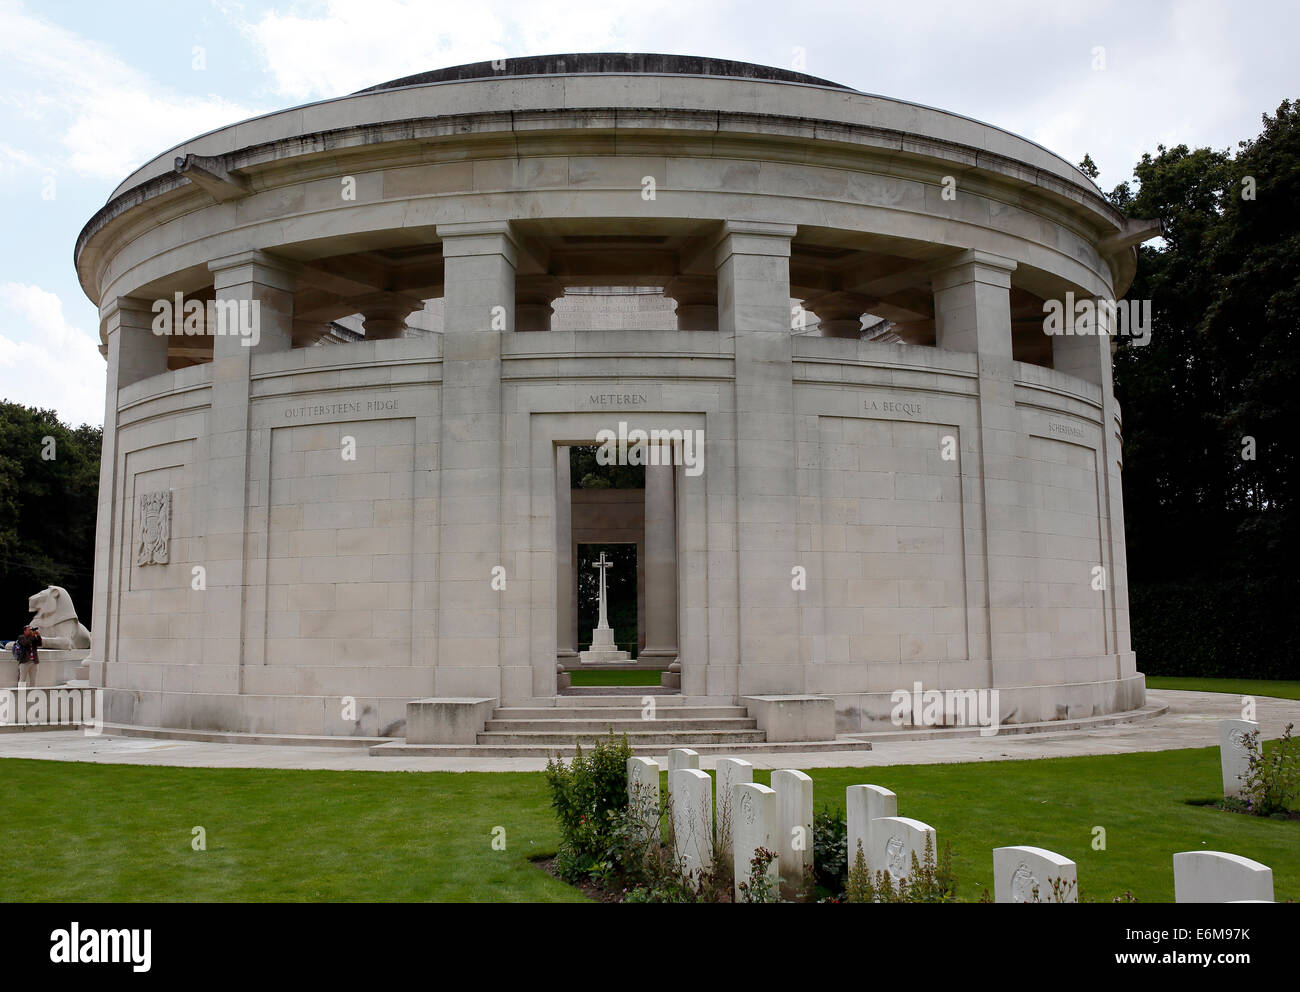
[354,53,850,94]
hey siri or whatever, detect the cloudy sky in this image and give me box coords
[1,0,1295,427]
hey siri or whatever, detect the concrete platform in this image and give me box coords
[0,691,1294,773]
[369,737,873,758]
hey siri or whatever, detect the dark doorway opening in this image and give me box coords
[576,542,638,657]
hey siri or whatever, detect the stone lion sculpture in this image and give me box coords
[27,585,91,650]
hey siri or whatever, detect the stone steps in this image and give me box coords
[476,698,764,749]
[381,695,870,757]
[482,717,759,732]
[540,693,731,707]
[491,705,749,720]
[370,738,872,757]
[478,728,768,746]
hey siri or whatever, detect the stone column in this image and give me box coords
[205,251,296,682]
[803,291,872,339]
[435,221,516,696]
[87,297,170,683]
[356,295,414,340]
[932,250,1017,676]
[555,445,578,665]
[291,319,330,348]
[664,275,718,331]
[640,455,678,666]
[717,221,800,694]
[1052,303,1130,672]
[515,275,563,332]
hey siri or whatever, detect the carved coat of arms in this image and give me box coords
[137,490,171,565]
[1011,863,1040,903]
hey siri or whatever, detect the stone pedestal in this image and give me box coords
[578,626,630,664]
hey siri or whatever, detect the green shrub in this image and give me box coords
[1240,723,1300,816]
[544,732,633,883]
[812,804,848,894]
[844,834,957,903]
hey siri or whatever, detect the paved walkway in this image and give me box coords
[0,690,1295,773]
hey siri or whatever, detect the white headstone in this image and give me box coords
[670,767,714,879]
[1219,719,1258,798]
[666,748,699,798]
[732,782,779,901]
[846,784,897,873]
[870,816,936,887]
[993,846,1078,903]
[771,768,814,893]
[626,756,660,843]
[715,757,753,858]
[1174,851,1274,903]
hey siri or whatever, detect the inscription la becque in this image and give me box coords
[864,399,923,416]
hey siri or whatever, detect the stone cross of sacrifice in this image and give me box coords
[592,552,613,630]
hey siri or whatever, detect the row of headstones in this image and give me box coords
[627,748,1277,903]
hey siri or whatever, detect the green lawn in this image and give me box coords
[568,669,662,686]
[2,744,1294,902]
[1144,676,1300,701]
[0,763,583,902]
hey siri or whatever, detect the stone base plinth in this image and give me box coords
[636,649,679,671]
[2,650,89,688]
[742,694,836,742]
[827,674,1148,734]
[406,697,497,745]
[579,628,631,664]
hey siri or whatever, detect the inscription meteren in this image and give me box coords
[589,393,648,406]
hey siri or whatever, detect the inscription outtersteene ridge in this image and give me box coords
[284,398,400,419]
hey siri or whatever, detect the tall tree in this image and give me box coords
[0,403,101,636]
[1106,99,1300,677]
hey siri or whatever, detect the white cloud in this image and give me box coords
[0,0,265,181]
[0,142,45,179]
[240,0,636,100]
[0,282,106,428]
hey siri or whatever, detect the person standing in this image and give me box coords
[16,624,41,687]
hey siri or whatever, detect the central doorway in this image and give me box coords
[569,443,645,658]
[555,442,679,690]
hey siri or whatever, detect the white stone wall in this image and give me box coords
[263,418,415,668]
[90,327,1140,735]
